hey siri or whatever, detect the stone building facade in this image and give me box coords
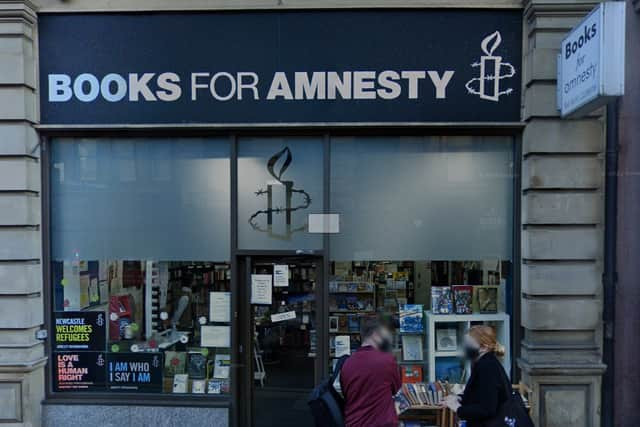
[0,0,635,426]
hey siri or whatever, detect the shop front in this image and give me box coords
[0,2,609,427]
[37,10,522,426]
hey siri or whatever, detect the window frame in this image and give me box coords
[40,126,522,418]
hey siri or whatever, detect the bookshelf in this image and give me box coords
[425,311,510,383]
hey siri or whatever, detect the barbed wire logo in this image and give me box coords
[466,31,516,102]
[249,146,311,240]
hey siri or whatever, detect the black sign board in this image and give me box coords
[38,10,522,125]
[107,353,164,393]
[53,311,107,351]
[53,352,106,392]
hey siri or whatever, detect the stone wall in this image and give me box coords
[0,2,45,426]
[520,1,607,425]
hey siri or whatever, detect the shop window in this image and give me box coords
[328,136,514,383]
[50,138,232,396]
[237,136,324,251]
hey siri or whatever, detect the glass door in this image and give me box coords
[244,256,322,427]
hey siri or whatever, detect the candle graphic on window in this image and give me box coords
[249,146,312,239]
[466,31,515,102]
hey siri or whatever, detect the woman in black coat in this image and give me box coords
[441,325,510,427]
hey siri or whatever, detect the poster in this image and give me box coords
[107,353,164,393]
[54,311,106,351]
[53,352,106,391]
[251,274,272,305]
[209,292,231,322]
[201,325,231,347]
[273,264,289,287]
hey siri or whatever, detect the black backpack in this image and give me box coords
[308,355,349,427]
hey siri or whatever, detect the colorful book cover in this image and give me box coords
[477,286,499,313]
[401,365,423,383]
[347,315,360,332]
[453,285,473,314]
[399,304,423,333]
[213,354,231,379]
[187,352,207,379]
[164,351,186,377]
[431,287,453,314]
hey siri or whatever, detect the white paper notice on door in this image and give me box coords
[271,311,296,323]
[251,274,272,305]
[273,264,289,287]
[209,292,231,322]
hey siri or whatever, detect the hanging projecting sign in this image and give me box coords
[38,11,522,125]
[557,2,625,117]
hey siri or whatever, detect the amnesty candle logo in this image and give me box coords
[466,31,516,102]
[249,147,312,240]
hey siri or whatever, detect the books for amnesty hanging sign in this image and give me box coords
[557,2,625,117]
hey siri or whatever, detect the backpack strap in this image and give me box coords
[332,355,349,380]
[493,356,514,401]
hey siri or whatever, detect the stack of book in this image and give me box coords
[394,381,451,413]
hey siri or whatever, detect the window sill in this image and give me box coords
[42,394,233,408]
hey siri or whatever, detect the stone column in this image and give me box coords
[0,1,45,426]
[520,1,607,426]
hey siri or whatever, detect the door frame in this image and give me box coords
[235,252,327,427]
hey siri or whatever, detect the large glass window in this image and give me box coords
[48,134,515,401]
[50,138,232,396]
[328,136,514,383]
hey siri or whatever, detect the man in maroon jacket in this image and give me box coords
[340,317,402,427]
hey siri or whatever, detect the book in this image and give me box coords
[335,335,351,357]
[187,352,208,379]
[164,351,186,377]
[338,315,348,332]
[399,304,423,333]
[402,335,424,361]
[213,354,231,379]
[329,316,339,332]
[431,287,453,314]
[436,328,458,351]
[172,374,188,393]
[394,381,453,410]
[207,380,221,394]
[477,286,499,313]
[347,315,360,333]
[453,285,473,314]
[191,379,206,394]
[393,389,412,414]
[401,365,423,383]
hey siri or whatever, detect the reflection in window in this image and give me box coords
[50,137,231,396]
[328,136,514,385]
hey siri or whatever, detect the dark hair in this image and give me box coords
[360,316,389,341]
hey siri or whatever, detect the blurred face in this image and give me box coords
[371,326,394,353]
[463,334,481,361]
